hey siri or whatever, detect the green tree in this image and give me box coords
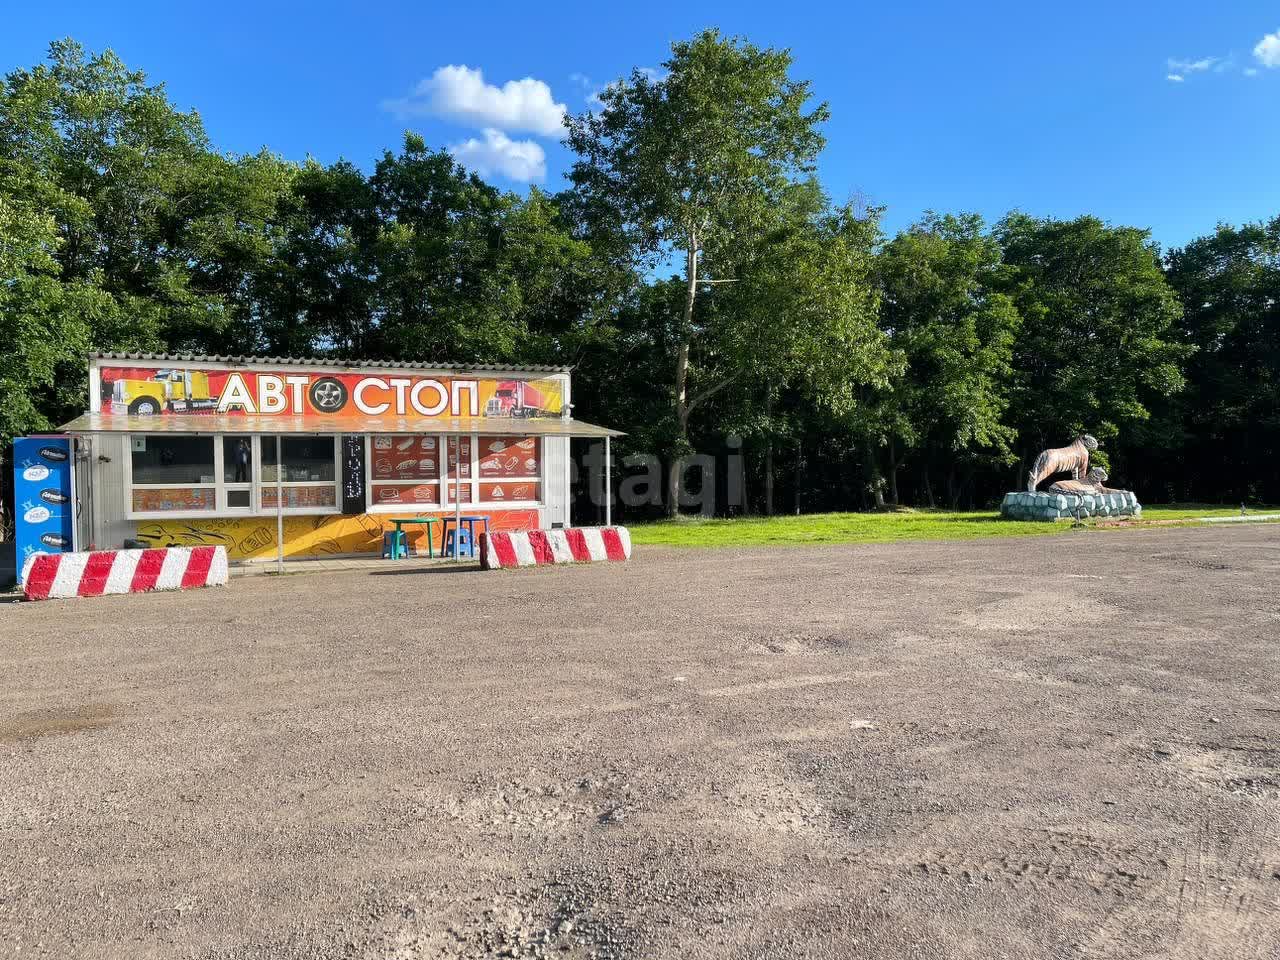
[271,135,610,365]
[717,186,892,513]
[566,29,829,515]
[876,213,1021,506]
[1163,218,1280,502]
[995,213,1189,481]
[0,39,296,419]
[0,186,106,444]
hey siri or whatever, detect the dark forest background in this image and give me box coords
[3,38,1278,524]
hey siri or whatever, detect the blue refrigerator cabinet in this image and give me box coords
[13,437,76,583]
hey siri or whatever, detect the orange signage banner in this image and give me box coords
[100,365,564,420]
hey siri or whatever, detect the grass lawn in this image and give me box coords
[627,504,1280,548]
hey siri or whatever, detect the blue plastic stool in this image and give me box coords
[381,530,407,559]
[444,526,474,557]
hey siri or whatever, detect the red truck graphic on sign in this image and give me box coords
[484,380,552,418]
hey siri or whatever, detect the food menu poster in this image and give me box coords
[132,487,216,513]
[446,437,472,477]
[479,481,540,503]
[477,437,540,479]
[262,486,338,509]
[372,435,440,480]
[372,484,441,505]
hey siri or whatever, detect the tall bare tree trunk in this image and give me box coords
[888,437,899,506]
[793,440,802,515]
[667,236,698,518]
[764,390,775,516]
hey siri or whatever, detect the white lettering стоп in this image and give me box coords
[388,378,412,416]
[354,377,390,415]
[451,380,479,417]
[410,379,449,416]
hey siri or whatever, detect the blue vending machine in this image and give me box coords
[13,437,75,584]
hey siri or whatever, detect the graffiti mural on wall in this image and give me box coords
[134,510,540,561]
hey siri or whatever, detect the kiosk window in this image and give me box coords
[131,436,215,485]
[263,437,337,482]
[258,436,340,512]
[127,433,341,518]
[223,437,254,484]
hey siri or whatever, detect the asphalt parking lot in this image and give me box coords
[2,524,1278,959]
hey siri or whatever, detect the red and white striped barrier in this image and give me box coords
[21,546,229,601]
[479,527,631,570]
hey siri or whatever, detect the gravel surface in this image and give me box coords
[1,525,1278,959]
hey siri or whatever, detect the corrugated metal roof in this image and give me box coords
[58,412,622,438]
[89,351,571,374]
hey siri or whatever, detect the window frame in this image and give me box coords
[124,433,219,519]
[259,435,341,515]
[365,432,545,513]
[125,433,341,520]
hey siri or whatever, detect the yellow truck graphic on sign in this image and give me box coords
[110,369,217,415]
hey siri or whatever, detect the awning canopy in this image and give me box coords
[57,412,623,438]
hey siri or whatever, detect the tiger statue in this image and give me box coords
[1027,434,1097,492]
[1049,466,1115,496]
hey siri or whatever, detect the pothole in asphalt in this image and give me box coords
[0,703,116,743]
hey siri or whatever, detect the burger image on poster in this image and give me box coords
[24,505,51,524]
[524,458,536,471]
[420,459,435,472]
[421,437,435,450]
[23,464,50,482]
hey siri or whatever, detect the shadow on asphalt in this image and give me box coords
[366,563,482,576]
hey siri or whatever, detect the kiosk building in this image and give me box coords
[47,352,619,565]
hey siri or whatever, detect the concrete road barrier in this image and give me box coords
[479,527,631,570]
[21,546,229,600]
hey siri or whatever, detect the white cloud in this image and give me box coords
[1245,67,1260,77]
[448,129,546,182]
[384,65,566,136]
[1255,29,1280,68]
[1167,73,1185,82]
[1167,56,1217,74]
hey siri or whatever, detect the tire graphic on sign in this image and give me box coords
[308,377,347,413]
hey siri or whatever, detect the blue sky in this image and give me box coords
[3,1,1278,250]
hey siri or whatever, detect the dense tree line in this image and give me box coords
[2,37,1278,521]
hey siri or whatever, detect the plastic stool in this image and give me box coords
[444,526,474,557]
[381,530,407,559]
